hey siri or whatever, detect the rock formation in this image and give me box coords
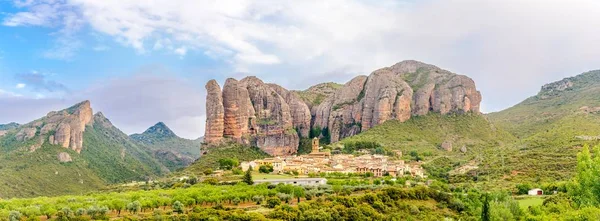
[14,100,93,153]
[312,60,481,143]
[204,60,482,154]
[57,152,73,162]
[204,77,303,156]
[204,80,225,143]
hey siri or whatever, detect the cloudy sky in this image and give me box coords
[1,0,599,139]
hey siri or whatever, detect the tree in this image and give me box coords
[111,199,127,216]
[243,167,254,185]
[259,165,274,173]
[266,197,282,208]
[252,195,264,205]
[173,201,185,214]
[127,201,141,214]
[292,186,305,203]
[567,144,600,207]
[516,183,532,195]
[203,168,213,176]
[218,158,240,170]
[481,193,490,221]
[8,211,21,221]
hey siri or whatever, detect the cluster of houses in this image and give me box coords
[241,138,426,178]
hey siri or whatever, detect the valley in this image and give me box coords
[2,61,600,220]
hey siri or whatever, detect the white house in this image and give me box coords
[528,188,543,196]
[241,161,258,171]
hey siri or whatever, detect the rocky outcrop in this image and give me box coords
[441,140,453,152]
[311,60,481,142]
[204,60,482,152]
[14,101,93,153]
[204,80,225,143]
[57,152,72,162]
[268,84,311,138]
[204,77,301,156]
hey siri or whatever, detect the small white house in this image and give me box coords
[528,188,543,196]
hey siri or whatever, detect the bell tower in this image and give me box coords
[312,137,319,153]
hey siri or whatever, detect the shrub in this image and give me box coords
[203,178,218,185]
[252,195,264,205]
[266,197,282,208]
[9,211,21,221]
[173,201,185,214]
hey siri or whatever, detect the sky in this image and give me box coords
[1,0,600,139]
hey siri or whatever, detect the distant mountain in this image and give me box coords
[130,122,201,171]
[0,122,19,130]
[0,101,167,198]
[488,70,600,185]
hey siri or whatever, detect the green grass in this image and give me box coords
[517,197,544,209]
[252,172,296,180]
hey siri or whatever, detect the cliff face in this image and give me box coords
[313,60,482,142]
[15,100,93,153]
[204,77,307,156]
[204,60,482,154]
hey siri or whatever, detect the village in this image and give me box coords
[241,138,426,178]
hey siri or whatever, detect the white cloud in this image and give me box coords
[4,0,600,112]
[174,47,187,57]
[16,83,26,89]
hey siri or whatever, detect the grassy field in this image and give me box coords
[517,197,545,209]
[252,172,296,180]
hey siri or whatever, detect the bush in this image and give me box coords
[232,168,243,175]
[203,169,213,175]
[203,178,218,185]
[259,165,274,173]
[266,197,282,208]
[252,195,264,205]
[173,201,185,214]
[75,208,86,216]
[9,211,21,221]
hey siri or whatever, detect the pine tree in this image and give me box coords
[481,193,490,221]
[243,166,254,185]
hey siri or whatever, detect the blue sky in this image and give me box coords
[1,0,600,138]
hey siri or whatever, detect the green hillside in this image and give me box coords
[0,138,106,198]
[0,107,168,198]
[130,122,201,171]
[489,70,600,138]
[0,122,19,130]
[339,113,518,189]
[179,143,269,176]
[487,70,600,187]
[82,113,167,184]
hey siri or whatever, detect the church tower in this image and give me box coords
[312,137,319,153]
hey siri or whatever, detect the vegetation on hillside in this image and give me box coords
[179,143,269,176]
[82,121,167,184]
[0,115,168,198]
[130,122,201,171]
[293,82,343,107]
[486,70,600,188]
[0,122,19,130]
[0,140,106,198]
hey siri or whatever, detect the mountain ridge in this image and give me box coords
[204,60,482,156]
